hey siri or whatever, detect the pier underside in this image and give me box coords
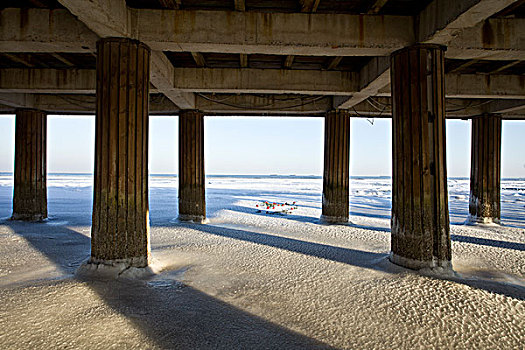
[1,2,525,348]
[1,0,524,268]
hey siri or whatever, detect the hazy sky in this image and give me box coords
[0,114,523,177]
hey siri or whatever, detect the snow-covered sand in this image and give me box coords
[0,175,524,349]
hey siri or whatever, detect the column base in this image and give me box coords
[89,256,149,268]
[10,213,47,222]
[178,214,208,224]
[320,215,348,224]
[77,256,156,279]
[466,215,500,225]
[389,252,452,271]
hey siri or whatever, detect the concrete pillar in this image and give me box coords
[91,38,151,267]
[390,44,451,270]
[469,115,502,224]
[12,109,47,221]
[178,110,206,223]
[321,109,350,224]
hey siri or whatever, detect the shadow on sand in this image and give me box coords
[451,234,525,252]
[176,222,525,301]
[184,222,388,269]
[2,219,336,349]
[3,217,525,349]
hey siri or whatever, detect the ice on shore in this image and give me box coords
[0,175,524,349]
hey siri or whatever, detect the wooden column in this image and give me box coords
[12,109,47,221]
[321,110,350,223]
[91,38,150,268]
[178,110,206,222]
[469,115,502,223]
[390,44,451,270]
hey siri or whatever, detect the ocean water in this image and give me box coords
[0,173,523,228]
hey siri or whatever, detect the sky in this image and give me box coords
[0,114,524,178]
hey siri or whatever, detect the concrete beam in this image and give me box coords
[448,18,525,60]
[0,93,332,115]
[136,9,414,56]
[443,98,525,116]
[445,73,525,99]
[337,0,521,110]
[2,7,524,61]
[0,8,98,53]
[2,67,524,100]
[171,68,359,95]
[159,0,181,9]
[284,55,295,69]
[31,94,96,113]
[150,51,195,109]
[50,53,75,67]
[57,0,130,37]
[0,68,159,95]
[135,7,525,59]
[326,57,343,70]
[368,0,389,14]
[44,93,182,115]
[195,94,332,115]
[489,60,522,74]
[481,99,525,114]
[377,73,525,99]
[335,57,390,109]
[300,0,321,13]
[0,66,356,96]
[191,52,206,67]
[0,68,96,94]
[448,59,479,73]
[0,93,181,115]
[350,97,525,119]
[418,0,518,43]
[240,54,248,68]
[57,0,196,109]
[234,0,245,12]
[2,54,36,68]
[0,93,35,108]
[1,7,411,55]
[2,92,524,118]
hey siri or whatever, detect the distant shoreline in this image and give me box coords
[0,172,524,181]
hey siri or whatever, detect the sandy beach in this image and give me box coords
[0,175,524,349]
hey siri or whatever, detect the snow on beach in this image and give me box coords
[0,174,524,349]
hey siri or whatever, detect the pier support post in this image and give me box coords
[469,115,502,224]
[178,110,206,222]
[390,44,451,270]
[321,109,350,224]
[91,38,151,267]
[12,109,47,221]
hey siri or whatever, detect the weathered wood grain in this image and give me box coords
[91,38,151,267]
[321,110,350,223]
[179,110,206,222]
[390,44,451,270]
[12,109,47,221]
[469,115,502,223]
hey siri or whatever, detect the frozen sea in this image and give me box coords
[1,173,523,227]
[0,174,524,349]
